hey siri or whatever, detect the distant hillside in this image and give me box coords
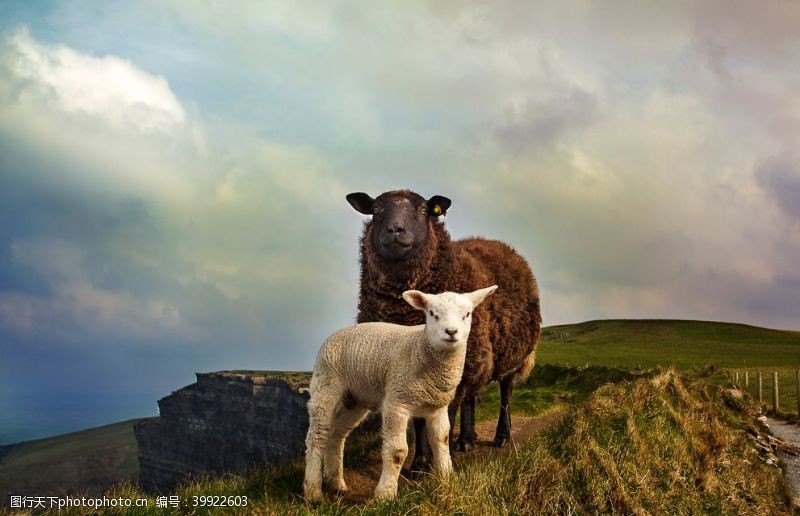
[0,418,149,504]
[538,319,800,369]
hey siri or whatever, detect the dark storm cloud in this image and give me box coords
[493,87,599,153]
[757,155,800,221]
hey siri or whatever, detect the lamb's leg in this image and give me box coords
[493,375,513,448]
[426,408,452,477]
[410,417,432,477]
[458,395,477,452]
[323,405,369,492]
[304,391,338,501]
[374,407,410,500]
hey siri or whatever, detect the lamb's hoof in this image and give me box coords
[493,435,510,448]
[373,485,397,500]
[303,483,324,502]
[410,456,431,479]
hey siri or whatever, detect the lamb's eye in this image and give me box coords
[429,310,434,316]
[463,311,471,320]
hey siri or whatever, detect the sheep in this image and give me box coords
[303,285,498,501]
[346,189,541,473]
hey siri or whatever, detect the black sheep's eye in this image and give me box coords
[373,205,382,215]
[420,206,427,215]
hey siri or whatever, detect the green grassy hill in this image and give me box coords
[537,319,800,369]
[0,418,148,502]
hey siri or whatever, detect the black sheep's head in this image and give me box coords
[346,190,451,261]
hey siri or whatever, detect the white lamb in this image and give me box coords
[303,285,498,501]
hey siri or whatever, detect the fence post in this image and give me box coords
[758,372,763,403]
[745,371,749,388]
[796,370,800,416]
[773,371,779,413]
[735,371,739,386]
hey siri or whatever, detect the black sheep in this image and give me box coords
[346,189,541,471]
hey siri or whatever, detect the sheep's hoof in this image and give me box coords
[493,435,510,448]
[458,439,474,453]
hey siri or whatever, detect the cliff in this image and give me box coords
[135,371,312,493]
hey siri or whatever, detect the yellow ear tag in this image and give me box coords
[433,205,442,215]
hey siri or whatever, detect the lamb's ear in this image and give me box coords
[467,285,498,308]
[402,290,428,311]
[346,192,375,215]
[427,195,451,217]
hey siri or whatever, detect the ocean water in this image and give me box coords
[0,391,159,445]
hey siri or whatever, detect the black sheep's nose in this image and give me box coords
[445,328,458,337]
[387,224,405,234]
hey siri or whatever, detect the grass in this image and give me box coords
[474,363,639,422]
[37,367,791,515]
[538,319,800,370]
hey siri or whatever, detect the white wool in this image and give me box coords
[303,286,497,501]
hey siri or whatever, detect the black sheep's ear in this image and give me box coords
[346,192,375,215]
[427,195,451,217]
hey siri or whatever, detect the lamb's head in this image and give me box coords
[346,190,451,261]
[402,286,498,351]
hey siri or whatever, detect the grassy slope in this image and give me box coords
[88,368,791,515]
[6,319,800,509]
[0,419,147,501]
[538,319,800,369]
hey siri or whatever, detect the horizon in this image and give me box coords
[1,2,799,443]
[3,317,798,445]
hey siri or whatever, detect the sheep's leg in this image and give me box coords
[458,395,477,452]
[426,408,452,477]
[493,375,514,448]
[323,405,369,492]
[447,401,458,454]
[304,390,339,501]
[374,407,410,500]
[410,417,432,477]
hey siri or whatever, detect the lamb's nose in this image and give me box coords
[445,328,458,337]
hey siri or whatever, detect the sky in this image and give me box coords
[1,1,799,443]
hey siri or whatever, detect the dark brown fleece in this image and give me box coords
[355,200,542,405]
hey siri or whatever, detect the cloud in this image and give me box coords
[493,86,599,154]
[0,25,361,362]
[0,4,799,356]
[756,154,800,221]
[0,239,190,342]
[2,1,800,442]
[5,25,185,133]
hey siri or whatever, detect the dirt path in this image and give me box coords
[767,417,800,506]
[340,411,562,502]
